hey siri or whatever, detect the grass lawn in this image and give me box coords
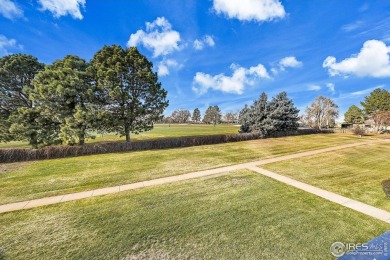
[0,134,365,204]
[263,142,390,212]
[0,141,30,149]
[0,124,240,149]
[0,170,388,259]
[365,133,390,139]
[88,123,240,143]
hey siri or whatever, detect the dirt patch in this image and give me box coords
[0,162,30,174]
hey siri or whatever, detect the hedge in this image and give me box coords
[0,129,333,163]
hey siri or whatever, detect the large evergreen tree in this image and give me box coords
[0,54,44,144]
[89,45,168,142]
[265,92,299,135]
[361,88,390,131]
[240,92,269,134]
[344,105,364,124]
[361,88,390,115]
[239,104,250,125]
[239,92,299,136]
[250,92,270,134]
[31,55,95,145]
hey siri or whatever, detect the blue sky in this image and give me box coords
[1,0,390,121]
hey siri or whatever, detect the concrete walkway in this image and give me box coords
[247,166,390,224]
[1,140,389,224]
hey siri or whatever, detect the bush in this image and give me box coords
[352,126,365,136]
[0,129,333,163]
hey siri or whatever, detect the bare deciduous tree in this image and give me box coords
[203,105,221,126]
[224,112,238,124]
[372,110,390,131]
[304,96,339,129]
[171,109,191,123]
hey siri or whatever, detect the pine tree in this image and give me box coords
[360,88,390,131]
[239,92,299,136]
[265,92,299,135]
[89,45,168,143]
[344,105,364,124]
[250,92,270,135]
[361,88,390,115]
[0,54,44,145]
[239,104,250,125]
[31,55,95,145]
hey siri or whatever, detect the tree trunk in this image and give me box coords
[124,117,131,143]
[79,137,85,145]
[30,132,38,149]
[125,124,130,143]
[78,127,86,145]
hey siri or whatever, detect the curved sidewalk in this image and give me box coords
[1,140,388,225]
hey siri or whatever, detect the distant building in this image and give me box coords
[363,119,375,129]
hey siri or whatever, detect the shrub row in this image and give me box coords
[0,129,333,163]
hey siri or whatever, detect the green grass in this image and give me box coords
[0,140,30,149]
[0,124,240,148]
[88,123,240,142]
[0,134,365,204]
[0,170,388,259]
[263,142,390,211]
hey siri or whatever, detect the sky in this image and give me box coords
[1,0,390,121]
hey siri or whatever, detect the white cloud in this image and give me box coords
[193,35,215,50]
[212,0,286,22]
[0,34,23,56]
[0,0,23,19]
[127,17,181,57]
[337,86,383,100]
[341,20,364,32]
[272,56,302,74]
[279,56,302,70]
[350,86,383,96]
[158,64,169,77]
[192,63,270,95]
[307,85,321,91]
[270,67,278,75]
[326,83,335,93]
[157,59,182,77]
[323,40,390,78]
[38,0,86,19]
